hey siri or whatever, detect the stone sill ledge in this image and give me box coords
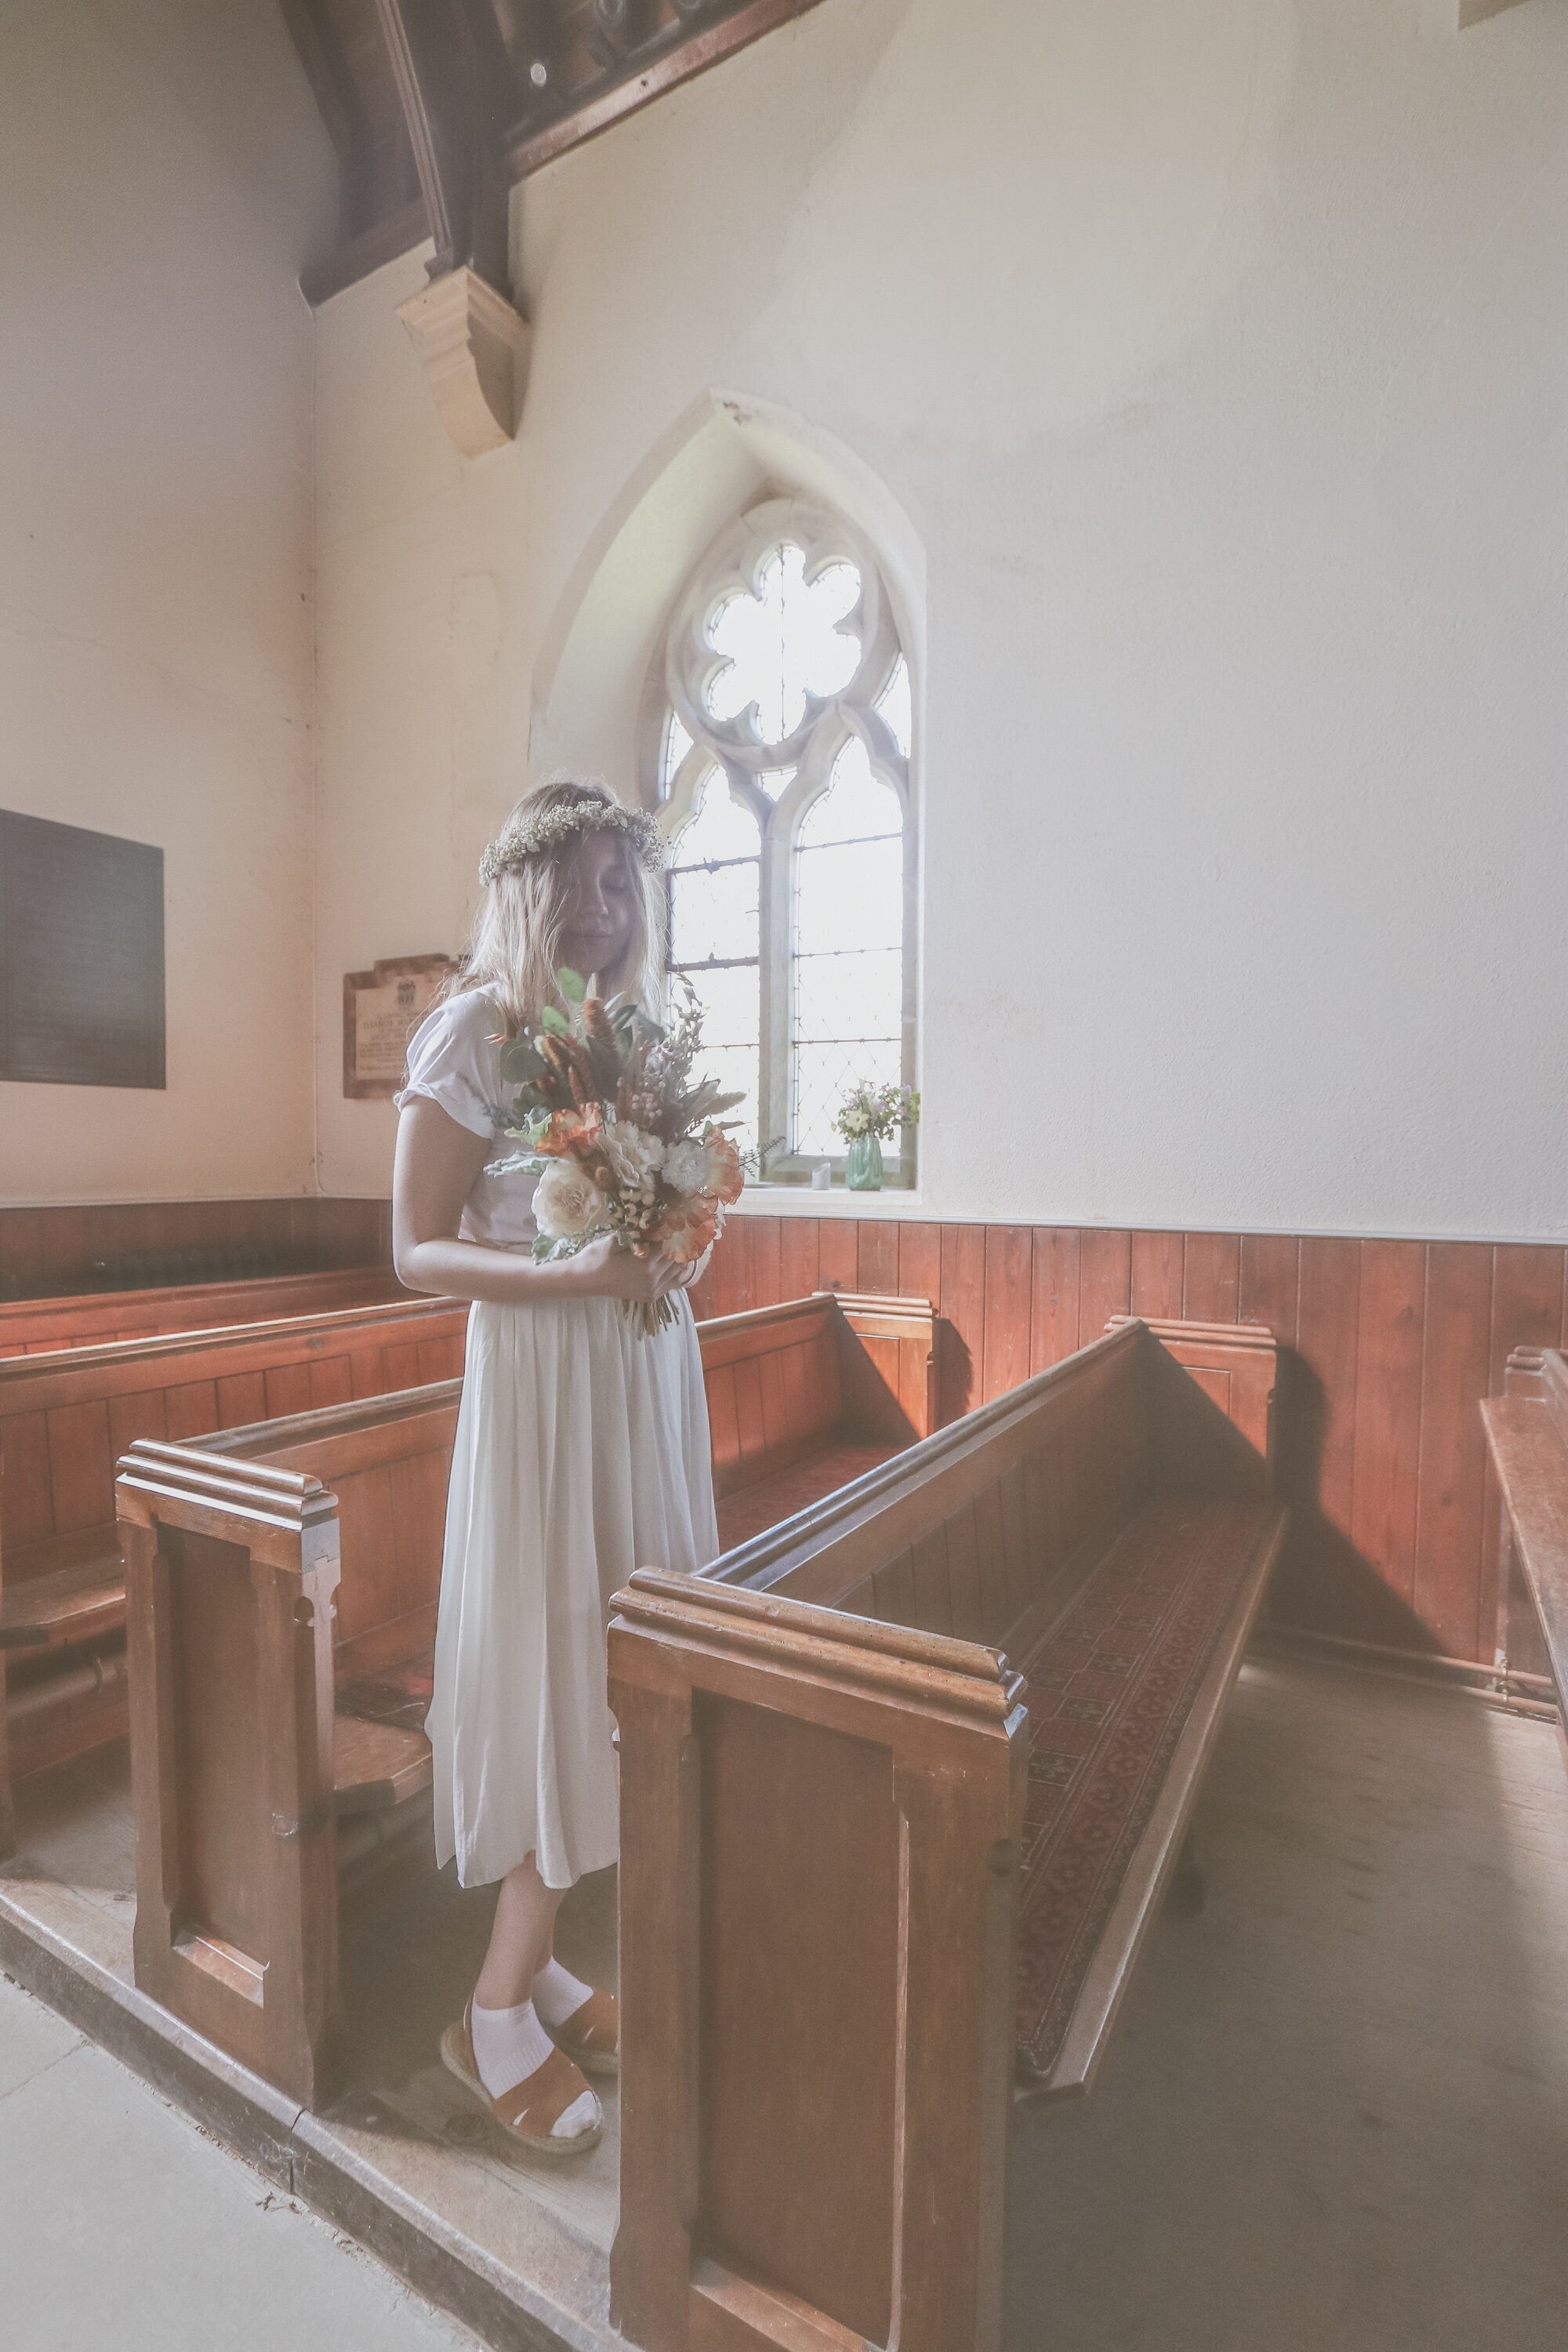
[732,1185,923,1219]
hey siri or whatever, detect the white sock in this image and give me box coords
[470,1996,554,2095]
[532,1956,594,2031]
[470,1997,597,2140]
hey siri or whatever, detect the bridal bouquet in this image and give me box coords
[488,971,746,1334]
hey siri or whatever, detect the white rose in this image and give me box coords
[662,1137,707,1195]
[534,1158,608,1241]
[600,1120,665,1192]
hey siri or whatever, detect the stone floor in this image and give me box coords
[1006,1654,1568,2350]
[5,1653,1568,2350]
[0,1965,479,2350]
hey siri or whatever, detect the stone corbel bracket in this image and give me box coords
[397,266,530,457]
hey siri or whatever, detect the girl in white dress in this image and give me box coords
[392,779,719,2156]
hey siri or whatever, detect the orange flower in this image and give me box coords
[700,1126,744,1206]
[659,1194,720,1265]
[535,1104,603,1160]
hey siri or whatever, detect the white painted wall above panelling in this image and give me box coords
[312,0,1568,1240]
[0,0,334,1206]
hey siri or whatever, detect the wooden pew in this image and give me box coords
[0,1294,467,1851]
[112,1292,935,2103]
[608,1316,1285,2352]
[1483,1345,1568,1731]
[0,1264,406,1356]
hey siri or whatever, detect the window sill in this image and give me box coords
[732,1185,923,1219]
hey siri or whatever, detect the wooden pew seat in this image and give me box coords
[1011,1488,1279,2091]
[717,1442,897,1550]
[0,1547,126,1651]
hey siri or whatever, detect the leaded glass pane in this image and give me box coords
[798,737,900,848]
[704,545,862,744]
[670,860,759,967]
[791,1036,902,1162]
[670,771,759,867]
[681,960,760,1051]
[793,837,902,956]
[694,1040,760,1160]
[792,946,902,1043]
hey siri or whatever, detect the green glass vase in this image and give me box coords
[845,1132,884,1192]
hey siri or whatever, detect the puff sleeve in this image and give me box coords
[394,989,506,1139]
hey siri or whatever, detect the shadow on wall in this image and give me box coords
[528,387,927,803]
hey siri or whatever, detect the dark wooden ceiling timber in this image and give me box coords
[288,0,830,306]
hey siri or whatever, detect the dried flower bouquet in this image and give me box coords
[488,970,745,1334]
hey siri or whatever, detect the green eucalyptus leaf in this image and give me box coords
[539,1005,570,1035]
[499,1036,547,1084]
[557,967,587,1004]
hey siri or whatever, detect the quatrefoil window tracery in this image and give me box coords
[652,495,916,1179]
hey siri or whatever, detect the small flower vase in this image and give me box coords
[845,1132,884,1192]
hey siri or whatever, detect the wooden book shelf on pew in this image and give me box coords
[0,1292,470,1850]
[608,1315,1286,2352]
[111,1292,935,2105]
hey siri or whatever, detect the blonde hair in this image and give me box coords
[455,779,666,1032]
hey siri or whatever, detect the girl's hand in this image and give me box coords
[561,1234,684,1306]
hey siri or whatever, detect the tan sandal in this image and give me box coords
[440,2002,603,2158]
[547,1987,619,2078]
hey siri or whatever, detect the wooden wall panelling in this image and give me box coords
[1273,1236,1367,1642]
[742,1215,782,1309]
[938,1224,987,1421]
[1076,1228,1132,1350]
[688,1218,1568,1670]
[1237,1233,1301,1345]
[0,1197,392,1301]
[815,1221,858,1295]
[1182,1231,1240,1324]
[895,1220,942,1308]
[1131,1230,1185,1322]
[778,1217,820,1302]
[1413,1243,1496,1662]
[1348,1240,1426,1621]
[981,1227,1033,1404]
[857,1221,899,1296]
[1029,1228,1081,1372]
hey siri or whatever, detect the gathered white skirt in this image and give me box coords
[426,1290,718,1890]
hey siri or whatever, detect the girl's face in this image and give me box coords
[557,832,637,985]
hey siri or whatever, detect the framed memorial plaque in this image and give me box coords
[343,953,459,1100]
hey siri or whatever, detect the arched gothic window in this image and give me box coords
[652,496,916,1185]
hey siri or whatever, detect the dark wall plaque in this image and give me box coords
[0,810,165,1089]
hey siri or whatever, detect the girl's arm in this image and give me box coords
[392,1098,686,1308]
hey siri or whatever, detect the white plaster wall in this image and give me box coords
[314,0,1568,1240]
[0,0,334,1204]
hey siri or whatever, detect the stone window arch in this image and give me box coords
[648,494,916,1185]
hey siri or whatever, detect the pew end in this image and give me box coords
[608,1573,1027,2352]
[608,1315,1285,2352]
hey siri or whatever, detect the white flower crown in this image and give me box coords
[479,797,665,887]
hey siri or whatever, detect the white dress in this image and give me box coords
[396,988,719,1890]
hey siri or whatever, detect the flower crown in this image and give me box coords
[479,797,665,887]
